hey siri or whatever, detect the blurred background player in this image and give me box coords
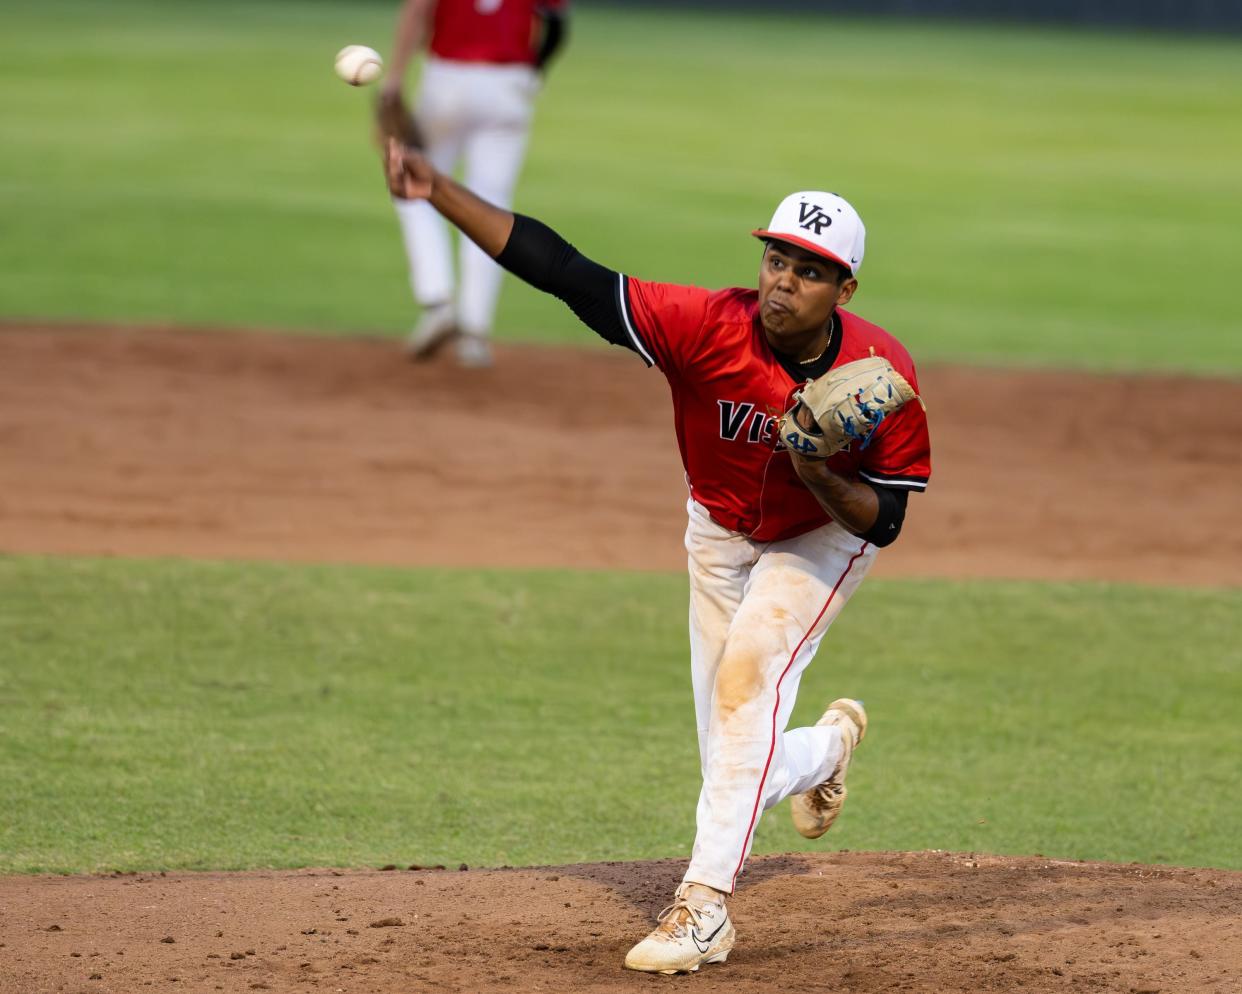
[379,0,569,368]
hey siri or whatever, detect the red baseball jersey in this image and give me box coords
[620,279,932,543]
[429,0,567,66]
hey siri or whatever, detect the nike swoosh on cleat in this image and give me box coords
[690,916,727,954]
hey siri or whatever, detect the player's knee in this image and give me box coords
[713,647,766,720]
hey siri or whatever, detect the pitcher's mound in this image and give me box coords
[4,851,1239,993]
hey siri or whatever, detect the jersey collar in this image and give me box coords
[766,311,844,385]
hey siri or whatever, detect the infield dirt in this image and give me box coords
[2,323,1239,994]
[3,853,1239,994]
[2,322,1240,585]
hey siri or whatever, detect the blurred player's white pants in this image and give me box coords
[682,499,876,894]
[392,57,539,337]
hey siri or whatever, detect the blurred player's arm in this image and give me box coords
[385,140,634,346]
[535,4,569,72]
[381,0,436,100]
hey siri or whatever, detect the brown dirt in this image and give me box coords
[1,321,1240,585]
[3,853,1239,994]
[2,322,1240,994]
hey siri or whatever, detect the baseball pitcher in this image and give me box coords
[383,139,932,974]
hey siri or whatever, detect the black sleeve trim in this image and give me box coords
[859,483,909,548]
[859,468,929,492]
[616,274,655,367]
[495,213,639,355]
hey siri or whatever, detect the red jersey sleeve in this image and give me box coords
[620,277,713,374]
[857,351,932,492]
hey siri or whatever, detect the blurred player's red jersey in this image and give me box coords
[430,0,568,66]
[622,280,931,543]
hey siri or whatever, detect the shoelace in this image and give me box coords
[655,889,716,939]
[809,732,855,809]
[809,780,845,810]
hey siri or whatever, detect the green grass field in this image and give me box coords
[2,556,1238,875]
[2,0,1241,371]
[3,1,1239,881]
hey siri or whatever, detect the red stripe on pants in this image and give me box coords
[728,541,870,892]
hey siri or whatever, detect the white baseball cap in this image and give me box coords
[752,191,866,275]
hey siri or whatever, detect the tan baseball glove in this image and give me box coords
[779,354,921,459]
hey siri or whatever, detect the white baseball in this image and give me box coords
[334,45,383,87]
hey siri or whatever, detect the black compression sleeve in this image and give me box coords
[859,483,909,548]
[495,213,631,349]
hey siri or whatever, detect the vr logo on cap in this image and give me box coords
[798,201,833,236]
[754,191,863,273]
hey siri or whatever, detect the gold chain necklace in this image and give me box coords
[797,314,835,365]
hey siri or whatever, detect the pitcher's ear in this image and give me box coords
[837,277,859,306]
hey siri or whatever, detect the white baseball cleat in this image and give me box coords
[455,332,493,369]
[623,883,735,975]
[790,698,868,840]
[405,302,456,360]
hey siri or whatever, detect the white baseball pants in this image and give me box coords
[392,57,539,336]
[681,499,876,894]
